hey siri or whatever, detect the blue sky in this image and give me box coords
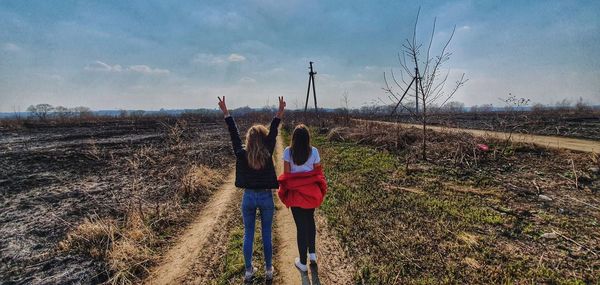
[0,0,599,111]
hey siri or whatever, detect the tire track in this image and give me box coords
[144,171,238,285]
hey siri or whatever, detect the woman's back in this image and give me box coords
[283,146,320,173]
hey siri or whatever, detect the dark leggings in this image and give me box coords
[291,207,316,265]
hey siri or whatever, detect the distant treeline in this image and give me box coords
[2,99,599,120]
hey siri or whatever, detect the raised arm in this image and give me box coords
[218,96,244,157]
[266,97,285,153]
[275,96,285,119]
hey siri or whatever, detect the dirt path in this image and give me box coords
[355,119,600,153]
[144,130,355,284]
[145,171,237,285]
[274,132,355,284]
[273,135,304,284]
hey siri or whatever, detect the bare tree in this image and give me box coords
[556,99,572,111]
[27,104,54,120]
[498,94,530,151]
[575,97,592,112]
[54,106,72,120]
[382,8,468,160]
[341,90,350,125]
[443,101,465,113]
[72,106,92,118]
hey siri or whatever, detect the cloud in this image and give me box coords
[3,42,21,52]
[458,25,471,32]
[192,53,247,65]
[84,61,169,75]
[192,53,226,65]
[84,61,123,72]
[127,65,170,75]
[228,53,246,62]
[239,76,256,83]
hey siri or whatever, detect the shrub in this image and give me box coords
[180,164,220,198]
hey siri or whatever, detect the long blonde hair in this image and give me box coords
[245,125,271,170]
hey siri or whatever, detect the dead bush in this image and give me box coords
[161,119,188,147]
[180,164,221,198]
[107,212,155,285]
[328,123,491,167]
[59,216,117,259]
[59,212,158,285]
[327,127,351,142]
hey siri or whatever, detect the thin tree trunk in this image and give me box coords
[422,98,427,160]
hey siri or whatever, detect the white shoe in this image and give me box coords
[265,266,274,280]
[309,253,317,265]
[294,257,308,272]
[244,267,256,282]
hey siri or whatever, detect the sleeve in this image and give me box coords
[313,147,321,164]
[224,116,244,157]
[283,147,291,162]
[265,117,281,154]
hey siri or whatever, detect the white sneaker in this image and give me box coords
[244,267,256,282]
[265,266,274,280]
[309,253,317,264]
[294,257,308,272]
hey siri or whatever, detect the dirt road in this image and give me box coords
[273,135,307,284]
[144,132,354,284]
[356,119,600,153]
[145,171,237,285]
[274,133,355,285]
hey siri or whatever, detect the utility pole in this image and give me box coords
[389,67,422,116]
[414,67,419,115]
[304,61,320,121]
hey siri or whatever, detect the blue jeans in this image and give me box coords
[242,190,274,270]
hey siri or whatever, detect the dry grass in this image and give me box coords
[59,212,157,285]
[180,164,221,198]
[59,216,117,259]
[107,213,156,285]
[327,122,490,168]
[314,122,599,283]
[56,121,228,283]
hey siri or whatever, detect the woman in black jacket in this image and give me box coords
[218,96,285,282]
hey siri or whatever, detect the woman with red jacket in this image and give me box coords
[277,124,327,272]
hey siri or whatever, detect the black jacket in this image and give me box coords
[225,116,281,189]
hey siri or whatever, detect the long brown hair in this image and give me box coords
[245,125,270,170]
[290,124,311,165]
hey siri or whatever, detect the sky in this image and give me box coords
[0,0,599,112]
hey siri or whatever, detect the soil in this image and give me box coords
[355,119,600,153]
[377,110,600,141]
[183,189,243,284]
[0,118,232,284]
[145,171,237,285]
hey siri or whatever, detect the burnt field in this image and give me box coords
[0,116,233,284]
[372,109,600,141]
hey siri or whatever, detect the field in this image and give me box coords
[373,109,600,141]
[0,116,233,284]
[1,112,599,284]
[317,120,599,283]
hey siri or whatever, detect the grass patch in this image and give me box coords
[311,130,596,284]
[214,204,271,284]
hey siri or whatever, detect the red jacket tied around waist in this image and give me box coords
[277,166,327,209]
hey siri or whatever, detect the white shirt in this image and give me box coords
[283,146,320,173]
